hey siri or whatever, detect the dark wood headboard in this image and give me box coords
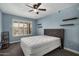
[44,29,64,48]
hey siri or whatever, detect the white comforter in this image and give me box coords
[21,35,61,56]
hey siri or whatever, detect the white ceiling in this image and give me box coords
[0,3,78,19]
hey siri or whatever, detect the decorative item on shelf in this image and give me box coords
[63,17,78,21]
[60,24,74,26]
[1,31,9,49]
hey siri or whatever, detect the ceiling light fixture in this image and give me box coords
[26,3,46,14]
[33,9,37,12]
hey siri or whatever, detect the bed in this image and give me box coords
[21,29,64,56]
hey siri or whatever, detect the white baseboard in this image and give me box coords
[64,47,79,54]
[10,40,20,44]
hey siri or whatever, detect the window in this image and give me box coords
[12,20,32,36]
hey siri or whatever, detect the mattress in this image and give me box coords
[21,35,61,56]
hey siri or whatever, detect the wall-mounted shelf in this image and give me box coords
[63,17,78,21]
[60,24,74,26]
[37,24,42,28]
[37,24,42,25]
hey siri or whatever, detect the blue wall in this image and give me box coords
[2,13,37,43]
[37,5,79,51]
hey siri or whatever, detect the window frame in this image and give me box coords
[12,19,32,37]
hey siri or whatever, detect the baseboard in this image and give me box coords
[10,40,20,44]
[64,47,79,54]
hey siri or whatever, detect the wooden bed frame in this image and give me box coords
[44,29,64,48]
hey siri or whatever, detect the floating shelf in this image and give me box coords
[63,17,78,21]
[37,24,42,28]
[60,24,74,26]
[37,24,42,25]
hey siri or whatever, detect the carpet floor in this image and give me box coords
[0,43,79,56]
